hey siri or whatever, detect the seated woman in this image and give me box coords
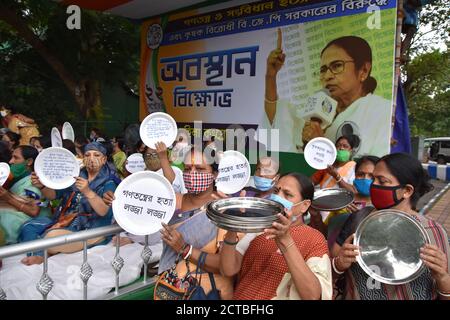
[245,156,280,198]
[19,142,117,265]
[332,153,450,300]
[0,146,51,244]
[220,173,332,300]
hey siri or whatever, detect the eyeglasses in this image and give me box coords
[320,60,354,78]
[144,152,158,159]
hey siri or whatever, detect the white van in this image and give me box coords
[424,137,450,164]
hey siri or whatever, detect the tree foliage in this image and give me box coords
[0,0,140,133]
[402,0,449,137]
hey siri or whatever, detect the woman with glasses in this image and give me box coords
[264,33,391,157]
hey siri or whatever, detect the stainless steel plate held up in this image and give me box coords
[354,209,430,285]
[206,197,284,233]
[311,188,354,211]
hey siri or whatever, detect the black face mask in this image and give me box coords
[370,184,405,210]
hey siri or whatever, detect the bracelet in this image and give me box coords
[332,256,345,274]
[264,97,278,104]
[280,241,295,254]
[336,176,343,183]
[437,289,450,297]
[182,244,193,260]
[223,237,239,246]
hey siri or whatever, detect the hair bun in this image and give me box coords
[363,76,377,94]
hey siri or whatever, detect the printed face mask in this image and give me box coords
[183,171,215,194]
[144,154,161,171]
[83,157,104,171]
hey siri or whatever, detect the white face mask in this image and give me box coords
[0,111,7,117]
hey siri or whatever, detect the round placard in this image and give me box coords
[35,147,80,190]
[62,122,75,142]
[112,171,176,235]
[216,150,250,194]
[0,162,10,187]
[139,112,177,149]
[304,137,337,170]
[125,153,146,173]
[51,127,63,148]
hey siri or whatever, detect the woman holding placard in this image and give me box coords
[332,153,450,300]
[220,173,332,300]
[0,146,50,244]
[311,135,359,192]
[19,142,117,265]
[156,147,240,300]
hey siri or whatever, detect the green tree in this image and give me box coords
[0,0,140,132]
[403,49,450,137]
[402,0,450,137]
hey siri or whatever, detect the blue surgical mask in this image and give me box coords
[354,178,373,197]
[254,176,275,191]
[268,193,300,211]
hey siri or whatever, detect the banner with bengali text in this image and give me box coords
[140,0,398,158]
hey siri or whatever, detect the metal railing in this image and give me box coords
[0,225,156,300]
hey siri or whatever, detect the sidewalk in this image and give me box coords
[425,187,450,235]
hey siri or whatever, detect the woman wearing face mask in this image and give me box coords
[332,153,450,300]
[312,135,359,193]
[220,172,332,300]
[326,156,380,253]
[245,157,280,198]
[19,142,117,265]
[309,135,359,236]
[104,142,187,247]
[349,155,379,210]
[0,146,51,244]
[156,147,240,300]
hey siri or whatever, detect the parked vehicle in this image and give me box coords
[424,137,450,164]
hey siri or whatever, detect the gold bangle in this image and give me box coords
[281,241,295,254]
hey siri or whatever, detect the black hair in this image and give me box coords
[355,155,380,173]
[4,131,21,149]
[29,136,40,144]
[0,141,11,162]
[17,145,39,171]
[280,172,315,201]
[91,127,101,135]
[185,145,219,173]
[321,36,377,94]
[62,139,77,156]
[74,135,89,146]
[38,135,52,149]
[336,134,361,150]
[379,153,434,210]
[113,136,125,151]
[99,140,114,161]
